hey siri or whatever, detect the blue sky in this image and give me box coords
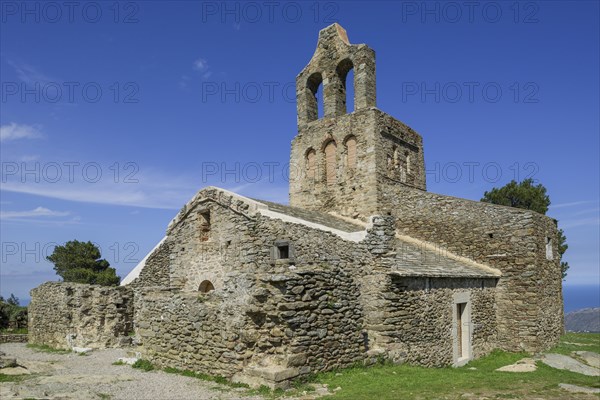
[1,1,598,305]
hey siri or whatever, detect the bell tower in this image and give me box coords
[289,23,426,221]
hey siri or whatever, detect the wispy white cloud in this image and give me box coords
[193,58,208,72]
[1,168,197,210]
[1,156,290,209]
[0,206,70,220]
[6,59,55,86]
[560,217,600,229]
[192,58,213,80]
[0,123,43,142]
[550,200,597,209]
[571,207,600,217]
[227,179,289,204]
[178,74,191,90]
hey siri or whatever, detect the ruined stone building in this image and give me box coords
[29,24,563,388]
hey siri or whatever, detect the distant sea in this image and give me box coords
[563,284,600,313]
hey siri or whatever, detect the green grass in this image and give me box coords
[548,332,600,356]
[0,327,28,334]
[0,373,28,383]
[26,343,71,354]
[112,360,126,366]
[131,359,154,371]
[51,333,594,399]
[305,333,600,399]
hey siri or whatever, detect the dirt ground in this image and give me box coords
[0,343,272,400]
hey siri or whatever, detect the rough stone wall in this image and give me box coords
[135,267,367,383]
[134,288,249,377]
[376,276,497,367]
[290,109,380,220]
[255,268,366,374]
[134,192,379,381]
[290,23,426,221]
[296,23,375,126]
[290,109,426,221]
[374,111,426,191]
[528,215,564,348]
[165,196,260,297]
[470,282,499,358]
[28,282,133,349]
[130,241,170,288]
[0,334,28,343]
[135,193,506,381]
[381,184,563,352]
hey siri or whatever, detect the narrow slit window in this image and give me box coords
[306,149,316,180]
[199,211,211,242]
[457,303,466,358]
[345,136,357,170]
[324,140,337,185]
[545,237,553,260]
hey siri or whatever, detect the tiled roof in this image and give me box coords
[253,199,364,233]
[388,237,501,278]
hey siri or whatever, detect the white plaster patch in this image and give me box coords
[259,209,367,242]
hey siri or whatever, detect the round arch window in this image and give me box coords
[199,280,215,293]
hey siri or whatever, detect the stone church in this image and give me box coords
[29,24,563,388]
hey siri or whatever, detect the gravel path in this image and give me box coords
[0,343,269,400]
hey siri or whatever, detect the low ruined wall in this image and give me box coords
[28,282,134,349]
[134,288,249,377]
[135,270,366,380]
[0,334,28,343]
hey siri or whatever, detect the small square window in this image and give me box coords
[272,240,294,264]
[277,244,289,259]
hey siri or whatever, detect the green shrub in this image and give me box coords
[131,359,154,371]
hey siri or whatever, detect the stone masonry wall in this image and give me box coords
[29,282,134,349]
[130,240,170,289]
[0,334,28,343]
[290,109,380,220]
[296,23,375,126]
[252,267,366,375]
[135,191,379,383]
[290,108,427,221]
[378,276,497,367]
[134,288,249,377]
[373,111,426,191]
[381,184,563,352]
[134,192,503,383]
